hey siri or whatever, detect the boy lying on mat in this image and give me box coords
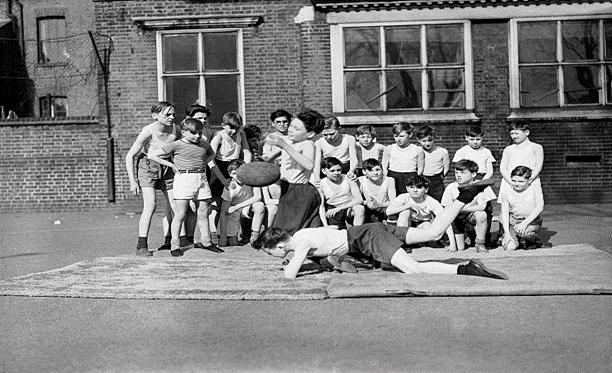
[253,180,507,280]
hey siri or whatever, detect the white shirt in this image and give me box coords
[358,176,394,205]
[293,228,349,257]
[388,194,443,221]
[452,145,495,175]
[441,181,496,208]
[498,183,543,219]
[387,143,423,172]
[423,146,449,176]
[320,175,353,206]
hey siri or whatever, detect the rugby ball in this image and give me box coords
[236,161,281,187]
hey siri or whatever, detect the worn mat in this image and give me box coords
[0,247,330,300]
[327,244,612,298]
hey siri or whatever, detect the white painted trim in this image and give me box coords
[156,33,164,100]
[508,20,519,108]
[294,6,315,24]
[330,24,345,112]
[464,21,474,110]
[237,29,246,122]
[336,112,480,125]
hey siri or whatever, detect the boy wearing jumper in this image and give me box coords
[499,121,544,201]
[318,157,365,229]
[357,158,396,223]
[452,126,495,180]
[218,160,266,246]
[253,181,506,280]
[148,118,221,257]
[264,109,326,235]
[498,166,544,250]
[441,160,496,253]
[416,126,449,202]
[355,125,386,177]
[313,117,358,182]
[382,122,425,195]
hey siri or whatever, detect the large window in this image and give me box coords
[158,30,243,124]
[333,22,471,113]
[511,18,612,107]
[37,17,67,64]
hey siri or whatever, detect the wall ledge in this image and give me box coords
[0,116,99,127]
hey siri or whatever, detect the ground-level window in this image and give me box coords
[157,30,243,125]
[39,95,67,117]
[331,21,472,113]
[37,16,67,64]
[511,18,612,107]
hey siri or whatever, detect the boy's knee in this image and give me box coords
[352,204,365,215]
[253,201,265,214]
[398,210,411,220]
[473,211,487,224]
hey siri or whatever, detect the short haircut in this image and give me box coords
[222,112,243,129]
[243,124,262,140]
[185,104,211,117]
[227,159,246,174]
[455,159,479,173]
[322,156,342,170]
[296,109,325,134]
[416,125,434,140]
[252,227,291,250]
[508,121,530,132]
[151,101,174,114]
[362,158,382,171]
[356,124,376,137]
[511,165,533,179]
[407,175,430,189]
[179,117,203,132]
[270,109,292,122]
[323,116,341,130]
[465,125,484,137]
[392,121,413,136]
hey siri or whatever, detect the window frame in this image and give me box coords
[330,20,474,116]
[36,16,67,65]
[39,95,68,118]
[155,28,245,122]
[509,16,612,109]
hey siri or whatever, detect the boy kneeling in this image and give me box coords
[253,181,507,280]
[498,166,544,250]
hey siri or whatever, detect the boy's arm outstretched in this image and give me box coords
[228,187,262,214]
[283,240,312,279]
[148,147,177,172]
[267,133,315,171]
[347,135,359,179]
[416,147,425,175]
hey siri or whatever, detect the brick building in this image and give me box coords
[1,0,611,211]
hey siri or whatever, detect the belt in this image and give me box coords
[176,169,205,174]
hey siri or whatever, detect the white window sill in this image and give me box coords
[507,107,612,121]
[335,111,480,126]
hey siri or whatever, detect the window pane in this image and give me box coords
[38,18,66,63]
[427,25,463,65]
[562,20,599,62]
[607,65,612,104]
[162,34,197,73]
[427,69,464,108]
[344,28,379,67]
[386,70,422,109]
[165,76,199,124]
[203,33,237,71]
[605,20,612,61]
[520,66,558,107]
[563,65,599,104]
[205,75,239,125]
[386,27,420,65]
[345,71,381,110]
[518,22,557,63]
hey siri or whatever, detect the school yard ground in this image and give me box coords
[1,203,611,372]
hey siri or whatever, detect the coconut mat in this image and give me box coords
[327,244,612,298]
[0,247,330,300]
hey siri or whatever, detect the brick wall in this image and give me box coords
[0,117,111,211]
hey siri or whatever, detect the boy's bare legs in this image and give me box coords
[472,211,488,252]
[351,205,366,226]
[135,187,157,256]
[397,210,411,227]
[170,199,190,257]
[250,202,266,242]
[404,200,466,244]
[390,249,457,274]
[266,204,278,227]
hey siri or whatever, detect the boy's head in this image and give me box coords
[454,159,479,185]
[222,112,243,136]
[227,159,246,183]
[406,175,430,200]
[270,110,292,134]
[355,125,376,148]
[186,104,211,126]
[392,122,413,147]
[252,227,291,256]
[362,158,383,181]
[151,101,175,125]
[288,109,325,142]
[321,156,343,182]
[510,166,533,192]
[508,121,530,145]
[243,124,262,151]
[465,125,484,150]
[179,118,203,143]
[322,117,342,143]
[416,126,435,150]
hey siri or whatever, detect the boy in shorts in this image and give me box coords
[253,180,506,280]
[498,166,544,250]
[357,158,396,223]
[318,156,365,229]
[148,118,222,257]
